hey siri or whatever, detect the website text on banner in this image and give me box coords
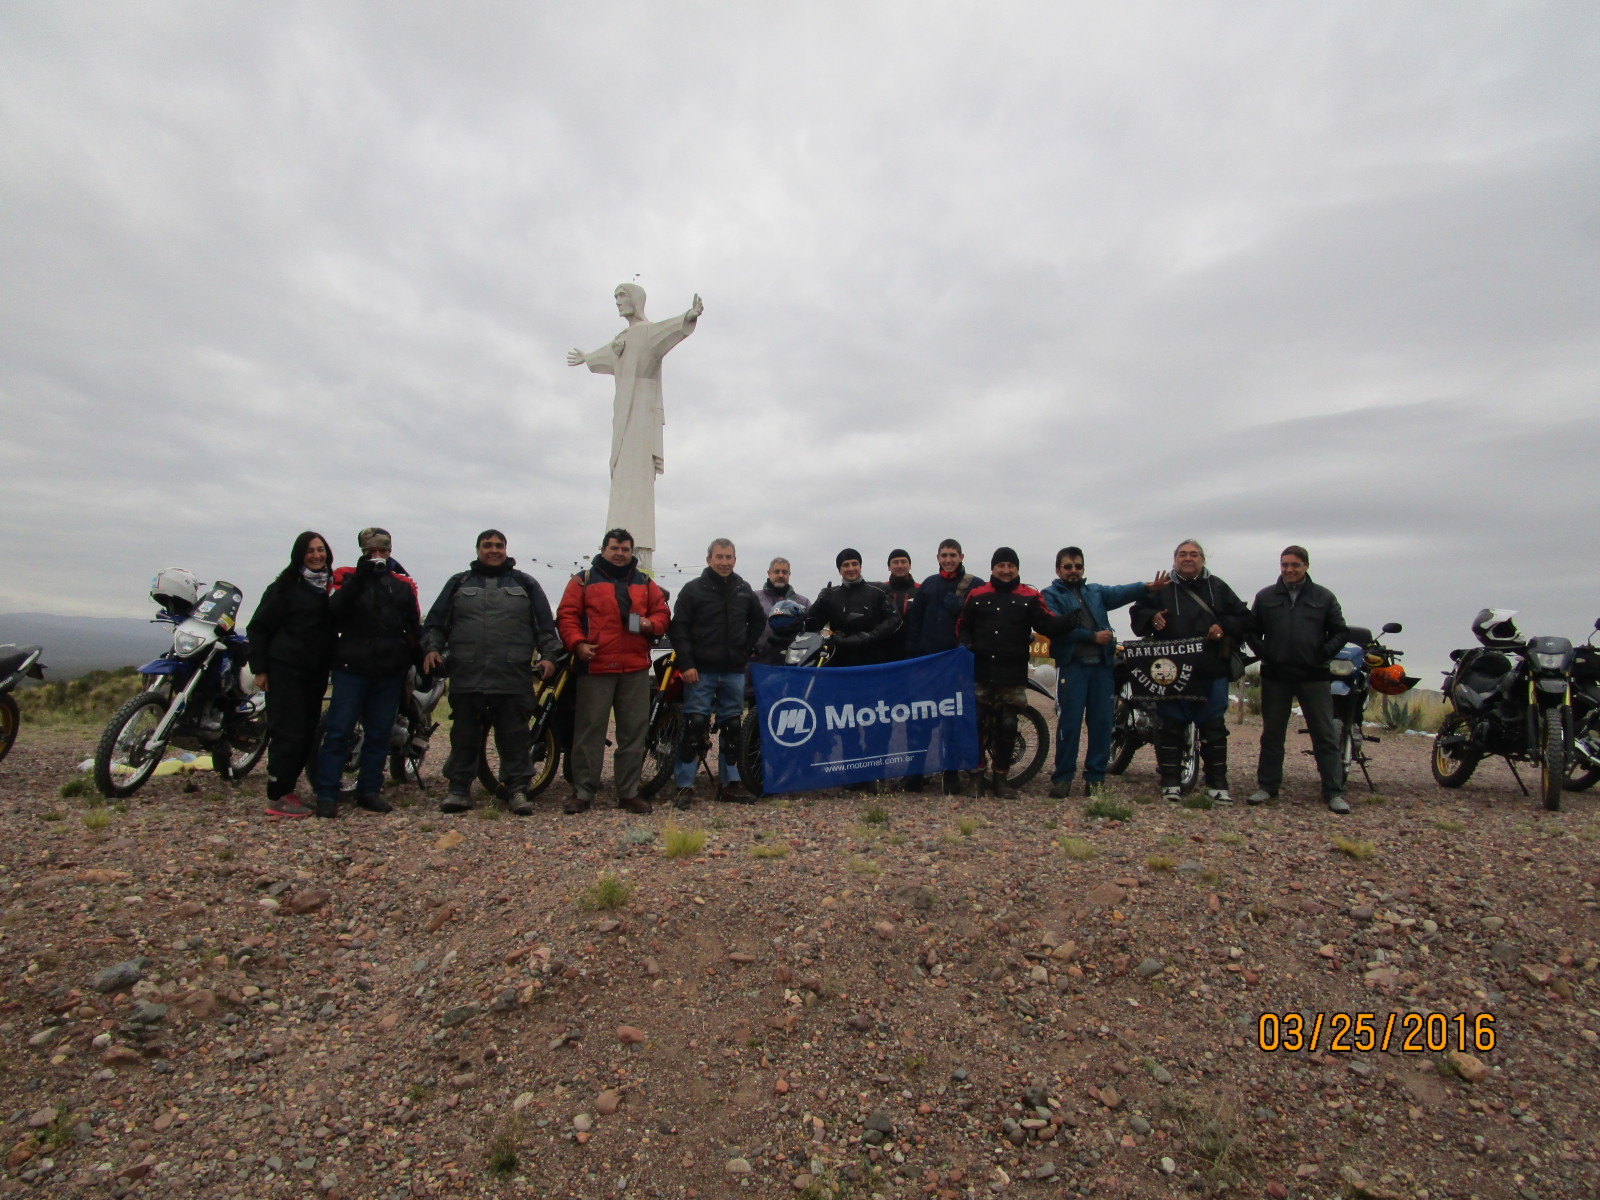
[1119,637,1211,702]
[751,648,981,795]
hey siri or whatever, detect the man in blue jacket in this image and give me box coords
[1040,547,1167,798]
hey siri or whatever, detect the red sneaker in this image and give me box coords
[266,795,312,819]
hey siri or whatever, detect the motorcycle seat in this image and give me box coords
[0,645,42,678]
[1344,627,1372,649]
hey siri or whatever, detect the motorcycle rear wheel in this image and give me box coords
[1563,707,1600,792]
[217,712,266,782]
[1540,711,1564,812]
[94,693,169,798]
[1001,705,1050,788]
[1431,713,1479,788]
[1179,734,1200,795]
[0,694,18,764]
[1106,699,1138,776]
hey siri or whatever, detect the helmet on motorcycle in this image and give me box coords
[150,567,201,615]
[767,598,807,637]
[1368,664,1415,696]
[1471,607,1524,648]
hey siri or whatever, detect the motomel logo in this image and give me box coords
[825,692,963,730]
[767,698,818,746]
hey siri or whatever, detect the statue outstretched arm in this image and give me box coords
[570,341,619,375]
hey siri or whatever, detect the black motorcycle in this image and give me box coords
[1432,608,1574,810]
[321,667,447,796]
[0,644,46,764]
[1105,650,1200,794]
[1563,618,1600,792]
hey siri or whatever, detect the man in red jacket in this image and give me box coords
[557,529,671,814]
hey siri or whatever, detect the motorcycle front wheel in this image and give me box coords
[1179,732,1200,795]
[1001,705,1050,788]
[1539,711,1565,812]
[1431,713,1480,788]
[94,693,169,798]
[1106,699,1138,776]
[638,702,683,799]
[0,694,18,764]
[737,709,764,797]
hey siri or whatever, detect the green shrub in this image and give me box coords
[1058,836,1096,860]
[1084,797,1132,821]
[577,873,631,910]
[17,667,146,725]
[662,822,707,859]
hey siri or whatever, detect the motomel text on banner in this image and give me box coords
[1118,637,1211,702]
[750,647,981,794]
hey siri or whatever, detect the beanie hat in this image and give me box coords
[358,527,392,553]
[887,548,911,565]
[836,548,862,570]
[991,546,1018,568]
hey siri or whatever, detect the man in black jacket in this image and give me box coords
[422,530,562,815]
[313,528,422,818]
[1130,539,1249,804]
[904,539,978,793]
[669,538,766,808]
[1246,545,1351,813]
[804,549,901,667]
[877,550,920,662]
[957,547,1075,798]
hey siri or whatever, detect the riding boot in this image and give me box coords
[1155,720,1187,788]
[1198,717,1230,789]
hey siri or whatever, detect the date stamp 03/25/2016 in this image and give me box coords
[1256,1011,1497,1055]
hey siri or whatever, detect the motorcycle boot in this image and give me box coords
[1199,718,1231,799]
[1156,720,1186,802]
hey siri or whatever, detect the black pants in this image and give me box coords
[444,692,536,794]
[264,666,328,801]
[1257,676,1343,798]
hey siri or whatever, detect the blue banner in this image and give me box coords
[750,647,980,794]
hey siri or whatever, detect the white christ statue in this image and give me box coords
[567,283,702,573]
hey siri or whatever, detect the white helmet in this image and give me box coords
[1471,607,1523,648]
[151,567,201,613]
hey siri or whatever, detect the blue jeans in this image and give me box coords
[1155,674,1231,726]
[1053,660,1115,784]
[315,670,404,801]
[673,671,745,788]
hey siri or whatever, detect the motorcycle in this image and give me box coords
[1326,621,1417,791]
[322,667,448,796]
[475,653,583,801]
[94,581,266,797]
[1105,649,1200,794]
[636,647,687,800]
[0,644,47,764]
[737,633,1051,796]
[1563,618,1600,792]
[1432,608,1574,810]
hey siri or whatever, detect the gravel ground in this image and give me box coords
[1,707,1597,1200]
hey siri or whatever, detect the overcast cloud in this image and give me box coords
[3,1,1597,679]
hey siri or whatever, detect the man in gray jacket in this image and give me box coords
[422,530,561,814]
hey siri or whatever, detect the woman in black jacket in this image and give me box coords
[247,531,336,819]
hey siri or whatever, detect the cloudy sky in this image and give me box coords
[3,1,1597,678]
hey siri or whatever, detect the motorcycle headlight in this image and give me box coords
[1531,650,1572,673]
[1328,660,1355,677]
[174,630,206,656]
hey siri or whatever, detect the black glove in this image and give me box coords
[355,556,377,579]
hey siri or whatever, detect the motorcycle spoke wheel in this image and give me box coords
[94,693,168,798]
[0,694,18,764]
[476,732,508,800]
[1179,739,1201,795]
[1004,705,1050,788]
[1540,713,1564,812]
[737,710,764,797]
[638,703,682,799]
[218,712,266,781]
[1430,713,1479,788]
[1106,700,1137,776]
[525,724,560,797]
[1563,709,1600,792]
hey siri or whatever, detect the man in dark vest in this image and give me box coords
[422,530,561,815]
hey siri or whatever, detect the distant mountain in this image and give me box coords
[0,613,173,680]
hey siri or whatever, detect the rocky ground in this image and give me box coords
[1,708,1597,1200]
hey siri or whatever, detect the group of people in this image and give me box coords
[245,526,1355,821]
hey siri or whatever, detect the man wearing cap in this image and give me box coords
[803,549,901,668]
[876,550,920,662]
[957,548,1075,798]
[313,527,422,819]
[421,529,563,815]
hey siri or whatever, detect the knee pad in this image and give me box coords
[678,712,710,763]
[718,715,740,760]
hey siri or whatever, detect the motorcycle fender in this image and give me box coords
[139,659,183,675]
[1533,677,1568,696]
